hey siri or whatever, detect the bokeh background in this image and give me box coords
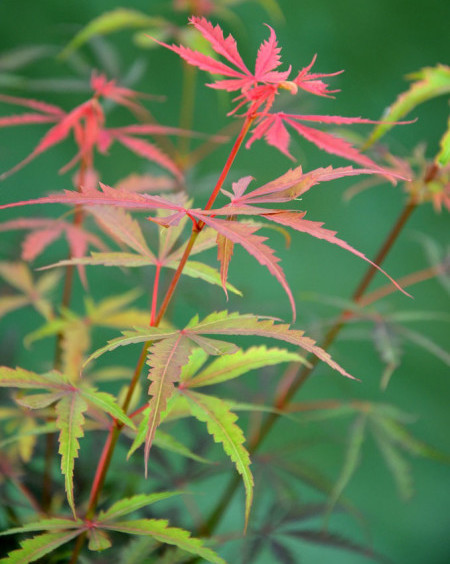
[0,0,449,562]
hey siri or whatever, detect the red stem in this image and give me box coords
[70,116,254,563]
[203,114,254,212]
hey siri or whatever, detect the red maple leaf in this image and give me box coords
[153,17,409,178]
[0,73,186,180]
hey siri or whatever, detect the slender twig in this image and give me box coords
[358,262,448,308]
[196,198,418,538]
[70,116,255,563]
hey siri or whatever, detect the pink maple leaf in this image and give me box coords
[245,112,407,181]
[154,18,409,177]
[0,73,186,180]
[0,217,107,285]
[151,16,338,115]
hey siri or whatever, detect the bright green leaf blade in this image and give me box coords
[59,9,166,59]
[153,429,212,463]
[103,519,225,564]
[98,492,180,522]
[436,117,450,166]
[366,64,450,145]
[167,260,242,296]
[0,518,82,536]
[55,392,88,517]
[180,348,209,382]
[184,390,253,531]
[328,413,367,514]
[186,311,355,379]
[187,346,307,388]
[80,387,135,429]
[0,530,81,563]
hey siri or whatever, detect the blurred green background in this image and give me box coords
[0,0,449,562]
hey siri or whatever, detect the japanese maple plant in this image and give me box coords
[0,15,446,564]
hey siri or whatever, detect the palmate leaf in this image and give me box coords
[102,519,225,564]
[87,310,354,379]
[0,367,134,516]
[185,345,306,388]
[0,262,60,320]
[55,393,88,518]
[0,530,81,564]
[0,182,184,214]
[183,390,254,530]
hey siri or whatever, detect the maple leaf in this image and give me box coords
[154,17,408,177]
[143,336,195,476]
[192,168,411,309]
[245,112,405,180]
[0,217,106,286]
[0,366,135,517]
[0,181,185,214]
[183,389,254,530]
[0,74,186,180]
[0,261,61,320]
[152,17,335,114]
[87,311,354,380]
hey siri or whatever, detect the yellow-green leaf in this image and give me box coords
[55,392,88,517]
[184,390,253,531]
[59,9,166,59]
